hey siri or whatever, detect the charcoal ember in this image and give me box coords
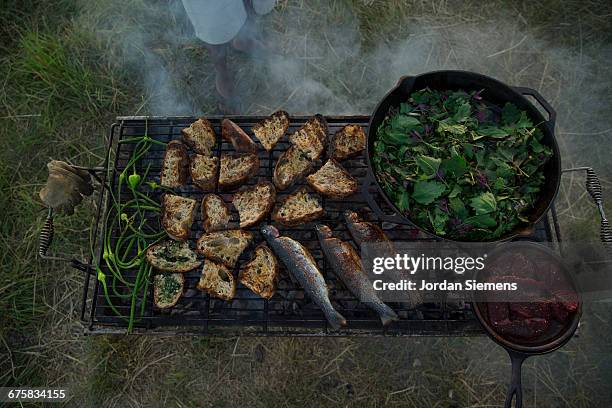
[487,302,509,325]
[494,317,549,339]
[509,302,551,320]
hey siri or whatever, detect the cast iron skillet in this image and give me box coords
[362,70,561,242]
[472,242,582,408]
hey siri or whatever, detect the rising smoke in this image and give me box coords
[83,0,610,232]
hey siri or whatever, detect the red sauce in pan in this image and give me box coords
[482,251,578,345]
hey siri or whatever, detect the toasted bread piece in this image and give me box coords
[272,187,324,226]
[287,114,328,160]
[239,244,279,299]
[252,111,290,151]
[160,140,189,188]
[232,182,276,228]
[161,194,197,241]
[197,260,236,300]
[181,118,216,155]
[330,124,366,161]
[201,194,231,232]
[221,119,257,153]
[196,229,253,268]
[146,240,202,272]
[154,273,184,309]
[306,159,358,199]
[218,153,259,190]
[190,154,218,190]
[273,145,313,190]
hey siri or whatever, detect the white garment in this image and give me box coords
[181,0,276,45]
[181,0,247,45]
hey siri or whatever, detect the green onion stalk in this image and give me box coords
[94,124,168,332]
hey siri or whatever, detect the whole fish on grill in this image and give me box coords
[344,210,390,249]
[316,224,398,326]
[344,210,422,308]
[261,225,347,330]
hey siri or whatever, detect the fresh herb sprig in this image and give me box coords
[373,88,552,240]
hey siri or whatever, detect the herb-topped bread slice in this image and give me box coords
[161,194,197,241]
[232,182,276,228]
[330,124,366,161]
[201,194,231,232]
[272,187,324,226]
[306,159,358,199]
[273,145,313,190]
[196,229,253,268]
[154,273,184,309]
[221,119,257,153]
[287,114,328,160]
[252,110,290,151]
[190,154,218,190]
[218,153,259,190]
[160,140,189,188]
[239,244,279,299]
[146,240,202,273]
[181,118,217,155]
[196,260,236,300]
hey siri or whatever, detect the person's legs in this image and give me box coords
[230,0,268,54]
[204,43,237,112]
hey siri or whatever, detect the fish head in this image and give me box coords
[314,224,333,239]
[260,224,279,239]
[343,210,359,224]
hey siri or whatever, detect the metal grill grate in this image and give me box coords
[82,116,560,335]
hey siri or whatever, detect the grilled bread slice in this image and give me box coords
[306,159,358,199]
[161,194,197,241]
[201,194,231,232]
[181,118,216,155]
[287,114,328,160]
[160,140,189,188]
[273,145,313,190]
[218,153,259,190]
[196,229,253,268]
[154,273,184,309]
[196,260,236,300]
[221,119,257,153]
[190,154,218,190]
[252,110,290,151]
[239,244,279,299]
[232,182,276,228]
[330,124,366,161]
[146,240,202,273]
[272,187,324,226]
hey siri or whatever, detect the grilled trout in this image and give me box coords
[261,225,347,330]
[316,224,398,326]
[344,210,422,308]
[344,210,391,249]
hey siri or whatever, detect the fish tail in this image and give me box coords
[373,302,399,326]
[324,307,347,330]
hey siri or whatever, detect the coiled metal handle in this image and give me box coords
[563,167,611,245]
[39,208,55,257]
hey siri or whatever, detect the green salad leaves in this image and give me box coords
[373,88,552,240]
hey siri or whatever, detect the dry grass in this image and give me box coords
[0,0,611,406]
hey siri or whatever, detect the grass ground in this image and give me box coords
[0,0,611,406]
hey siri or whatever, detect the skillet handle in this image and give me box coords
[504,351,526,408]
[562,167,611,245]
[361,172,412,225]
[512,86,556,132]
